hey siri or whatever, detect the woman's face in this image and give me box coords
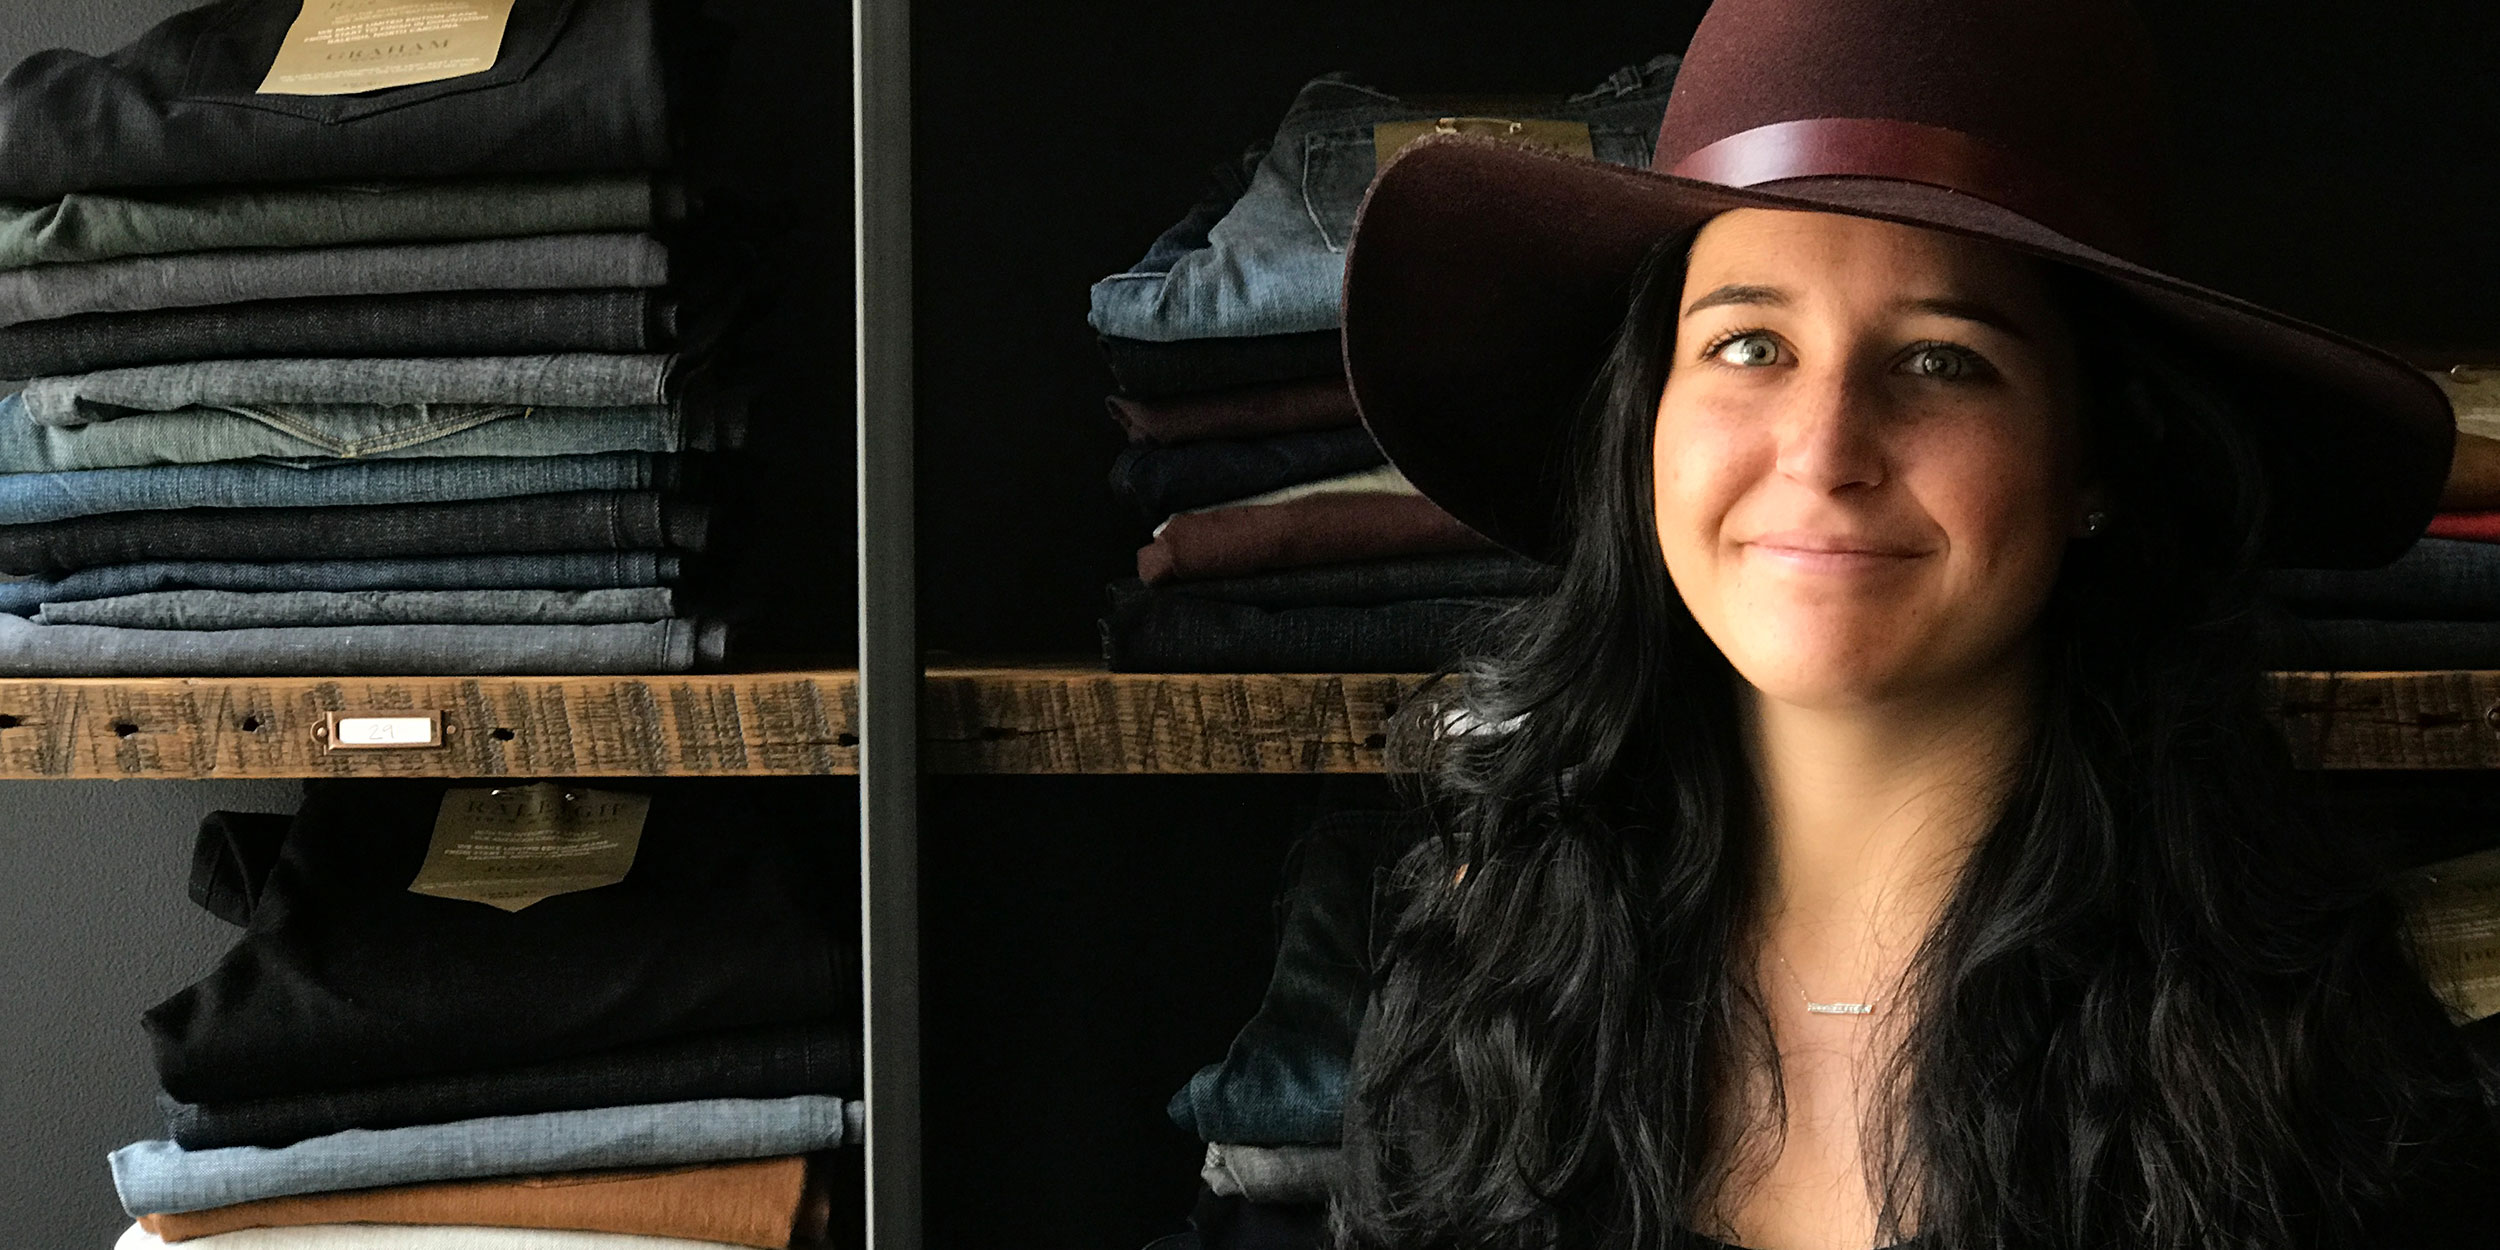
[1653,209,2092,710]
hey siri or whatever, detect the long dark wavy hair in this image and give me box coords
[1335,230,2490,1250]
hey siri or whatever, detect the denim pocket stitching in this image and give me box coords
[227,402,524,457]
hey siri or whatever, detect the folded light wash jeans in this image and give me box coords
[111,1095,863,1215]
[22,355,678,419]
[0,453,669,524]
[0,233,669,328]
[0,175,667,271]
[0,552,681,617]
[38,587,677,629]
[1089,55,1677,341]
[0,399,708,473]
[0,613,723,676]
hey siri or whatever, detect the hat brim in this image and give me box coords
[1341,134,2453,569]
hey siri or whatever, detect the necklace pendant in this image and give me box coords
[1805,1000,1874,1016]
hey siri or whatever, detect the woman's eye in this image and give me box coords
[1903,344,1984,381]
[1712,333,1783,367]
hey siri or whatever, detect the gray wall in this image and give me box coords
[0,7,285,1246]
[0,781,303,1247]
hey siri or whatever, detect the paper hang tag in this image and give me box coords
[2408,846,2500,1021]
[1372,117,1596,168]
[258,0,518,97]
[411,783,650,913]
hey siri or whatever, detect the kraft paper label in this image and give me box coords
[2410,847,2500,1020]
[258,0,517,96]
[1373,118,1595,167]
[411,783,649,912]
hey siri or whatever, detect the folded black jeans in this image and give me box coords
[163,1019,862,1150]
[1099,332,1342,398]
[0,289,672,377]
[0,0,668,199]
[1109,426,1385,520]
[146,779,860,1104]
[1102,579,1511,673]
[0,491,707,575]
[1164,553,1557,609]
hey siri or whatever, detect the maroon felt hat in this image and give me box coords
[1341,0,2453,568]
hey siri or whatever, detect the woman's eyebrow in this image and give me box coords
[1681,283,1787,318]
[1898,295,2032,342]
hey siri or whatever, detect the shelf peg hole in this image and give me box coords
[0,713,20,730]
[836,732,860,748]
[111,720,140,739]
[237,715,263,733]
[487,727,516,742]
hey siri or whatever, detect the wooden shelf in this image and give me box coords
[0,666,2495,779]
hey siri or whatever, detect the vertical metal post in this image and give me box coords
[854,0,919,1243]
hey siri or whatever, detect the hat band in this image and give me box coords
[1667,117,2149,260]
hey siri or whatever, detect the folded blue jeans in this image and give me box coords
[0,453,671,524]
[0,232,669,328]
[0,614,723,676]
[2261,538,2500,620]
[110,1095,862,1216]
[1169,812,1406,1144]
[37,588,677,629]
[0,552,682,617]
[22,355,678,419]
[0,176,669,271]
[1089,56,1677,342]
[0,397,708,473]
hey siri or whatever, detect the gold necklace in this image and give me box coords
[1775,950,1876,1016]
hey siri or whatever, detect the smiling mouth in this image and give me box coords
[1742,534,1928,568]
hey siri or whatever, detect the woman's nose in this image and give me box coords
[1772,363,1887,494]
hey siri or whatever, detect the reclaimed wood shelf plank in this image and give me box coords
[0,667,2492,779]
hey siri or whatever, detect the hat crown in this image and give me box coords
[1657,0,2165,258]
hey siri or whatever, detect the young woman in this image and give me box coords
[1328,2,2500,1248]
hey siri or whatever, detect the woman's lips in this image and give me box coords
[1741,530,1927,572]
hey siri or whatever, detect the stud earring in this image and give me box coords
[2082,510,2109,537]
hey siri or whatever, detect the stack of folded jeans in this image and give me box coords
[2251,371,2500,669]
[0,0,734,675]
[1146,811,1407,1250]
[111,781,864,1249]
[1087,62,1679,671]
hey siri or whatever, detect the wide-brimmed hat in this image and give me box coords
[1341,0,2452,569]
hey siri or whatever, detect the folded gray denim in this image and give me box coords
[1087,56,1677,342]
[0,400,707,473]
[0,175,667,271]
[0,552,681,617]
[0,491,706,575]
[0,453,669,525]
[109,1095,861,1216]
[37,587,677,629]
[22,355,677,421]
[0,233,669,328]
[1201,1143,1344,1204]
[0,613,724,676]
